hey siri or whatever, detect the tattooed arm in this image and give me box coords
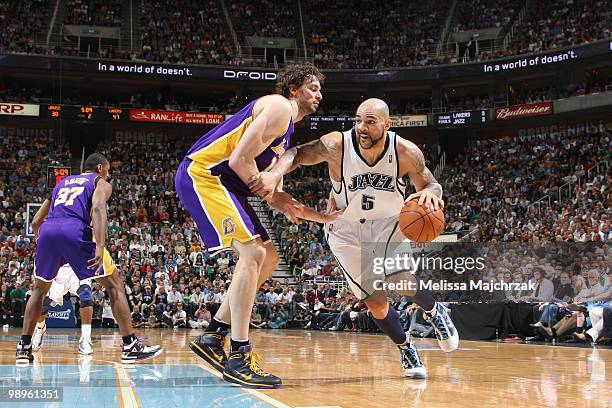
[398,139,444,211]
[249,131,342,198]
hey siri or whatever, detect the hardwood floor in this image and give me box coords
[1,327,609,407]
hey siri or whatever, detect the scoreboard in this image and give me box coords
[308,116,354,132]
[43,105,127,121]
[47,166,71,189]
[433,110,489,127]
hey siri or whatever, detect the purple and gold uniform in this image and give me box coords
[175,98,293,251]
[34,173,115,282]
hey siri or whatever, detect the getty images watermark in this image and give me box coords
[367,248,536,293]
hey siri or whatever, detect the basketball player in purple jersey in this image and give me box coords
[16,153,162,365]
[177,64,337,388]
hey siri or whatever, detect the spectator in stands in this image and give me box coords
[573,286,611,343]
[189,286,205,316]
[189,303,211,329]
[141,286,154,313]
[524,268,554,302]
[172,303,187,328]
[154,285,168,316]
[0,283,10,326]
[267,304,289,329]
[140,0,234,65]
[162,305,174,328]
[9,282,25,316]
[278,288,294,319]
[537,270,607,340]
[167,285,183,310]
[101,296,115,328]
[144,304,160,328]
[531,272,575,328]
[575,270,605,302]
[309,297,339,330]
[250,305,267,329]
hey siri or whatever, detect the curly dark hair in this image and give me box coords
[274,63,325,98]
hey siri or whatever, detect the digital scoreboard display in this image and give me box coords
[47,166,71,189]
[434,110,488,127]
[308,116,354,132]
[43,105,127,121]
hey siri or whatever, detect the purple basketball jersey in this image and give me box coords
[47,173,99,225]
[35,172,102,282]
[185,98,294,196]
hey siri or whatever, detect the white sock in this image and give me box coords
[36,321,46,329]
[81,324,91,339]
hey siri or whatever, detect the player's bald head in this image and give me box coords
[356,98,390,121]
[354,98,391,150]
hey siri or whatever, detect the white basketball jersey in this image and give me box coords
[331,129,407,220]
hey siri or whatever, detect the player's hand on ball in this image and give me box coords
[265,191,304,224]
[249,171,282,199]
[406,190,444,211]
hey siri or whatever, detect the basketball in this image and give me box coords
[399,199,445,242]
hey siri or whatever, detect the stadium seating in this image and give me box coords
[64,0,122,27]
[2,1,609,68]
[140,0,234,65]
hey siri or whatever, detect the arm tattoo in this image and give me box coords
[415,150,443,198]
[272,139,326,176]
[295,139,325,166]
[295,133,339,166]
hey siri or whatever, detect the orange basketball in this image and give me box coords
[399,199,445,242]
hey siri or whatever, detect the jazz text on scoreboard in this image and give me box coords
[434,110,489,127]
[43,105,127,121]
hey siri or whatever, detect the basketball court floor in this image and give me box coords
[0,328,609,407]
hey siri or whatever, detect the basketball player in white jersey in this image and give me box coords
[251,98,458,379]
[31,263,95,355]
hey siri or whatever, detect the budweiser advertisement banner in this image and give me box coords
[129,110,224,125]
[495,102,553,120]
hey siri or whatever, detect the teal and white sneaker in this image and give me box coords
[424,303,459,352]
[399,335,427,379]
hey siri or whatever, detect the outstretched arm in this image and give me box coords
[276,131,341,175]
[266,191,343,225]
[249,131,342,198]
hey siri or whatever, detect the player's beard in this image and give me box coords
[299,98,317,115]
[358,130,385,150]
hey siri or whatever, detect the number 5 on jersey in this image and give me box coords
[361,194,375,210]
[54,186,85,206]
